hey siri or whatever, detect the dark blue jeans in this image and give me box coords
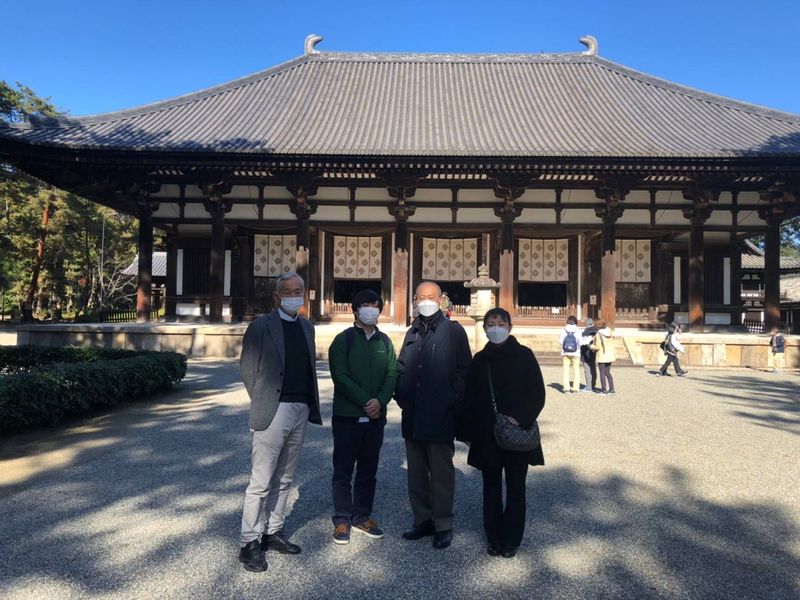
[331,416,385,526]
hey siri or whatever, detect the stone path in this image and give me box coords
[1,361,798,599]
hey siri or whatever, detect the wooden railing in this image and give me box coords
[515,306,569,319]
[99,308,160,323]
[615,307,652,320]
[744,320,790,334]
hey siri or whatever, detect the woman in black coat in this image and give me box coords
[459,308,546,558]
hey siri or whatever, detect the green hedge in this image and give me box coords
[0,346,137,374]
[0,347,187,432]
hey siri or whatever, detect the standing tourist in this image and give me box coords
[459,308,546,558]
[395,281,472,549]
[558,316,582,394]
[658,322,688,377]
[580,317,598,393]
[592,319,617,394]
[328,290,397,545]
[769,327,786,373]
[238,272,322,573]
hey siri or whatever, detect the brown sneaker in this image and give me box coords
[352,519,385,539]
[333,523,351,545]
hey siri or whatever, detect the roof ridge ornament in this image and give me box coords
[579,35,598,56]
[305,34,323,55]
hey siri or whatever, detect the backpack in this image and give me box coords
[562,331,578,353]
[773,334,785,352]
[344,327,392,356]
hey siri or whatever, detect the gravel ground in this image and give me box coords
[1,360,798,599]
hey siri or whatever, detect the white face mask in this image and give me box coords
[357,306,380,326]
[486,326,510,345]
[280,296,304,314]
[416,300,440,318]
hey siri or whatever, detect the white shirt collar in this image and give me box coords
[278,307,298,322]
[355,321,377,340]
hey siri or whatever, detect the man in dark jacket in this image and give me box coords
[580,317,598,393]
[238,272,322,573]
[395,281,472,549]
[328,289,397,545]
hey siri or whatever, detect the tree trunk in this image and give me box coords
[24,194,51,321]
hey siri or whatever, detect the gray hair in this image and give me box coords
[276,271,305,292]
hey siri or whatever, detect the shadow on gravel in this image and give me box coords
[699,374,800,436]
[0,362,798,599]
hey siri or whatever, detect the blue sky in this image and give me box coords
[2,0,799,116]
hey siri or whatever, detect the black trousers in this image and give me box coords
[331,416,385,526]
[482,459,529,550]
[660,353,682,374]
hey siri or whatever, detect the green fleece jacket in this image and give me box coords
[328,326,398,418]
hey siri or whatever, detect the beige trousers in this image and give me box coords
[240,402,310,546]
[562,355,581,392]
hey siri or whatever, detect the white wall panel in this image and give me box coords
[516,209,555,224]
[313,206,350,221]
[410,207,452,223]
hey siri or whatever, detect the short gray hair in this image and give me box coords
[276,271,305,292]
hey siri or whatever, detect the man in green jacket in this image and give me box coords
[328,289,397,545]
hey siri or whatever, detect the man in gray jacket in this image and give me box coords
[238,272,322,572]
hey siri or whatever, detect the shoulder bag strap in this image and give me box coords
[487,364,499,415]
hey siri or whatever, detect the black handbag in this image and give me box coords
[487,367,541,452]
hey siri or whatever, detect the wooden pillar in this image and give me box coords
[165,231,177,321]
[687,221,705,331]
[599,217,617,327]
[390,208,413,326]
[764,218,781,331]
[757,183,798,331]
[135,198,158,322]
[682,185,718,332]
[498,221,515,314]
[201,182,232,323]
[594,176,635,329]
[232,231,251,321]
[286,177,319,318]
[493,180,525,316]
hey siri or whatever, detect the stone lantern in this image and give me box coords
[464,264,501,347]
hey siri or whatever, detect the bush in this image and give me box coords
[0,346,137,374]
[0,347,187,432]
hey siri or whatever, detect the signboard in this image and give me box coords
[589,294,597,306]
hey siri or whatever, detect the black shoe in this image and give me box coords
[239,540,268,572]
[501,547,518,558]
[656,371,664,377]
[677,371,688,377]
[487,544,502,556]
[262,530,301,555]
[402,520,436,540]
[432,529,453,549]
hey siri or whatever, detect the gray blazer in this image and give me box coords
[240,311,322,430]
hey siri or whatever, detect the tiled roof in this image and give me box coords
[781,274,800,302]
[123,252,167,277]
[741,254,800,270]
[2,51,800,157]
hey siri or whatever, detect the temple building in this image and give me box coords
[2,35,799,331]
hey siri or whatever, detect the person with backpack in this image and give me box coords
[657,322,687,377]
[580,317,599,393]
[769,327,786,373]
[558,315,582,394]
[591,319,617,394]
[328,289,398,545]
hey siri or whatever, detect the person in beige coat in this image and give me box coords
[591,319,616,395]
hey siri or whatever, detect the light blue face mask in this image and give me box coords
[357,306,380,325]
[280,297,304,314]
[486,326,510,344]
